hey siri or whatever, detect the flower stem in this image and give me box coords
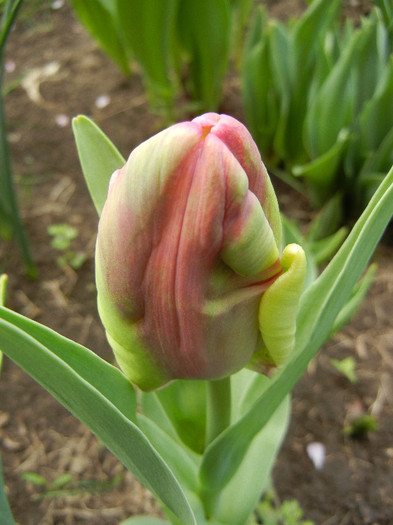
[205,376,231,447]
[200,377,232,522]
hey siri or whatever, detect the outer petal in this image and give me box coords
[193,113,282,250]
[96,121,203,322]
[96,254,169,390]
[250,244,307,370]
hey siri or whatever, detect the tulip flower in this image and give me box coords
[95,113,306,390]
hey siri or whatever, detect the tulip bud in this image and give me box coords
[96,113,306,390]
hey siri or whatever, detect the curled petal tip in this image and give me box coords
[256,243,307,367]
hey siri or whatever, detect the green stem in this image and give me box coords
[201,376,232,521]
[205,376,231,446]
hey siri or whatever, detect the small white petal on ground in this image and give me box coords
[95,94,111,109]
[306,442,326,470]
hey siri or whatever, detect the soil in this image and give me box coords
[0,1,392,524]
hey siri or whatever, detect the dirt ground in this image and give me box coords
[0,1,392,524]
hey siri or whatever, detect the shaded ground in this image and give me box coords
[0,1,392,524]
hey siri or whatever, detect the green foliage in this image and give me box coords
[72,115,125,215]
[0,0,36,277]
[47,223,87,270]
[343,414,379,438]
[70,0,250,117]
[242,0,393,220]
[47,223,78,250]
[0,275,17,525]
[253,491,314,525]
[20,470,123,500]
[331,357,358,384]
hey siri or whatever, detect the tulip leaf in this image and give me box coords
[0,309,196,525]
[354,12,388,113]
[0,306,136,419]
[269,21,292,161]
[199,164,393,494]
[72,115,126,216]
[304,27,362,158]
[176,0,231,110]
[139,391,178,440]
[214,395,290,525]
[70,0,131,75]
[359,57,393,153]
[292,0,341,74]
[115,0,176,112]
[242,8,278,158]
[137,414,199,493]
[293,129,350,207]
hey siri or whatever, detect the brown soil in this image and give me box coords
[0,1,392,524]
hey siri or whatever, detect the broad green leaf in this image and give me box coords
[230,369,271,421]
[359,57,393,153]
[304,28,363,157]
[354,12,388,113]
[0,313,196,524]
[296,163,393,352]
[288,0,341,162]
[376,0,393,39]
[199,164,393,494]
[292,0,341,74]
[307,33,337,102]
[292,128,349,207]
[176,0,231,110]
[72,115,125,216]
[0,306,136,419]
[137,414,199,492]
[214,396,290,525]
[70,0,131,75]
[269,21,292,161]
[116,0,177,112]
[139,391,178,440]
[229,0,255,67]
[242,9,279,160]
[356,125,393,210]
